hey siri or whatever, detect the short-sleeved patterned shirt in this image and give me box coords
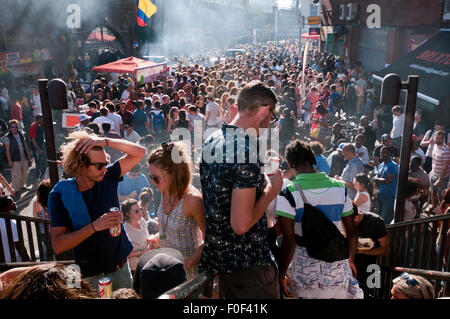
[199,123,273,273]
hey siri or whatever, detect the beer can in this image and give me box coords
[109,207,122,237]
[98,277,112,299]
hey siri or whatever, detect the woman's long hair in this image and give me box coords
[354,173,373,198]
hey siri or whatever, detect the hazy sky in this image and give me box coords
[250,0,294,9]
[277,0,294,8]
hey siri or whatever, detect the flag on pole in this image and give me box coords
[136,0,158,27]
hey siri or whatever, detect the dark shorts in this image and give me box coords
[219,263,280,299]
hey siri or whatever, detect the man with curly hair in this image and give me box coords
[47,130,145,292]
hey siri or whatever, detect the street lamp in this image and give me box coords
[38,79,68,188]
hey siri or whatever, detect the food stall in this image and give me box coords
[91,56,168,88]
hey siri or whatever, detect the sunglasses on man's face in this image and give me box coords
[86,160,109,170]
[10,126,18,129]
[264,105,278,125]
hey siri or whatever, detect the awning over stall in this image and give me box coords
[374,31,450,107]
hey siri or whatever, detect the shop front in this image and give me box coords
[373,31,450,128]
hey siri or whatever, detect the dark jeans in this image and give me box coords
[32,148,47,180]
[376,192,395,224]
[219,263,280,299]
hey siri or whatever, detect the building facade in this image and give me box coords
[320,0,448,72]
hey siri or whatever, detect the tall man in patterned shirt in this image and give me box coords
[199,81,283,299]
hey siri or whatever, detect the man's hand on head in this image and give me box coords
[75,136,106,154]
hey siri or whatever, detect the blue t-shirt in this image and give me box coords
[328,91,340,113]
[377,160,398,197]
[314,155,330,175]
[133,109,148,137]
[48,161,133,277]
[118,173,150,197]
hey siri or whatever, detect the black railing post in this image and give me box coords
[394,76,419,223]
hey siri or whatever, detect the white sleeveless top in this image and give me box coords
[356,191,371,212]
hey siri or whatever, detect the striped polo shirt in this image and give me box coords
[275,172,353,236]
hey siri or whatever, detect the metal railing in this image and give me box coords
[158,270,217,299]
[160,214,450,299]
[2,212,448,299]
[0,213,73,271]
[375,214,450,299]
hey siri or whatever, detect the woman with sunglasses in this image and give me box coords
[147,142,205,279]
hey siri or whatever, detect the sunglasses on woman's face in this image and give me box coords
[149,173,166,184]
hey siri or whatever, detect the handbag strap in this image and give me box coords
[292,181,309,205]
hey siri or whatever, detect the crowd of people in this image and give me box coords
[0,39,449,299]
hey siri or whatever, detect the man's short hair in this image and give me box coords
[188,105,198,112]
[102,122,111,132]
[285,139,317,169]
[99,107,108,116]
[88,101,97,109]
[410,155,422,166]
[380,146,392,154]
[9,119,19,126]
[237,81,277,115]
[105,102,115,113]
[342,143,356,154]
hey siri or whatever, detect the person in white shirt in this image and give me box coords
[205,95,220,128]
[354,134,370,165]
[121,85,132,100]
[123,121,141,144]
[93,107,115,135]
[353,173,372,212]
[391,105,405,149]
[410,135,425,165]
[105,103,123,135]
[30,85,42,117]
